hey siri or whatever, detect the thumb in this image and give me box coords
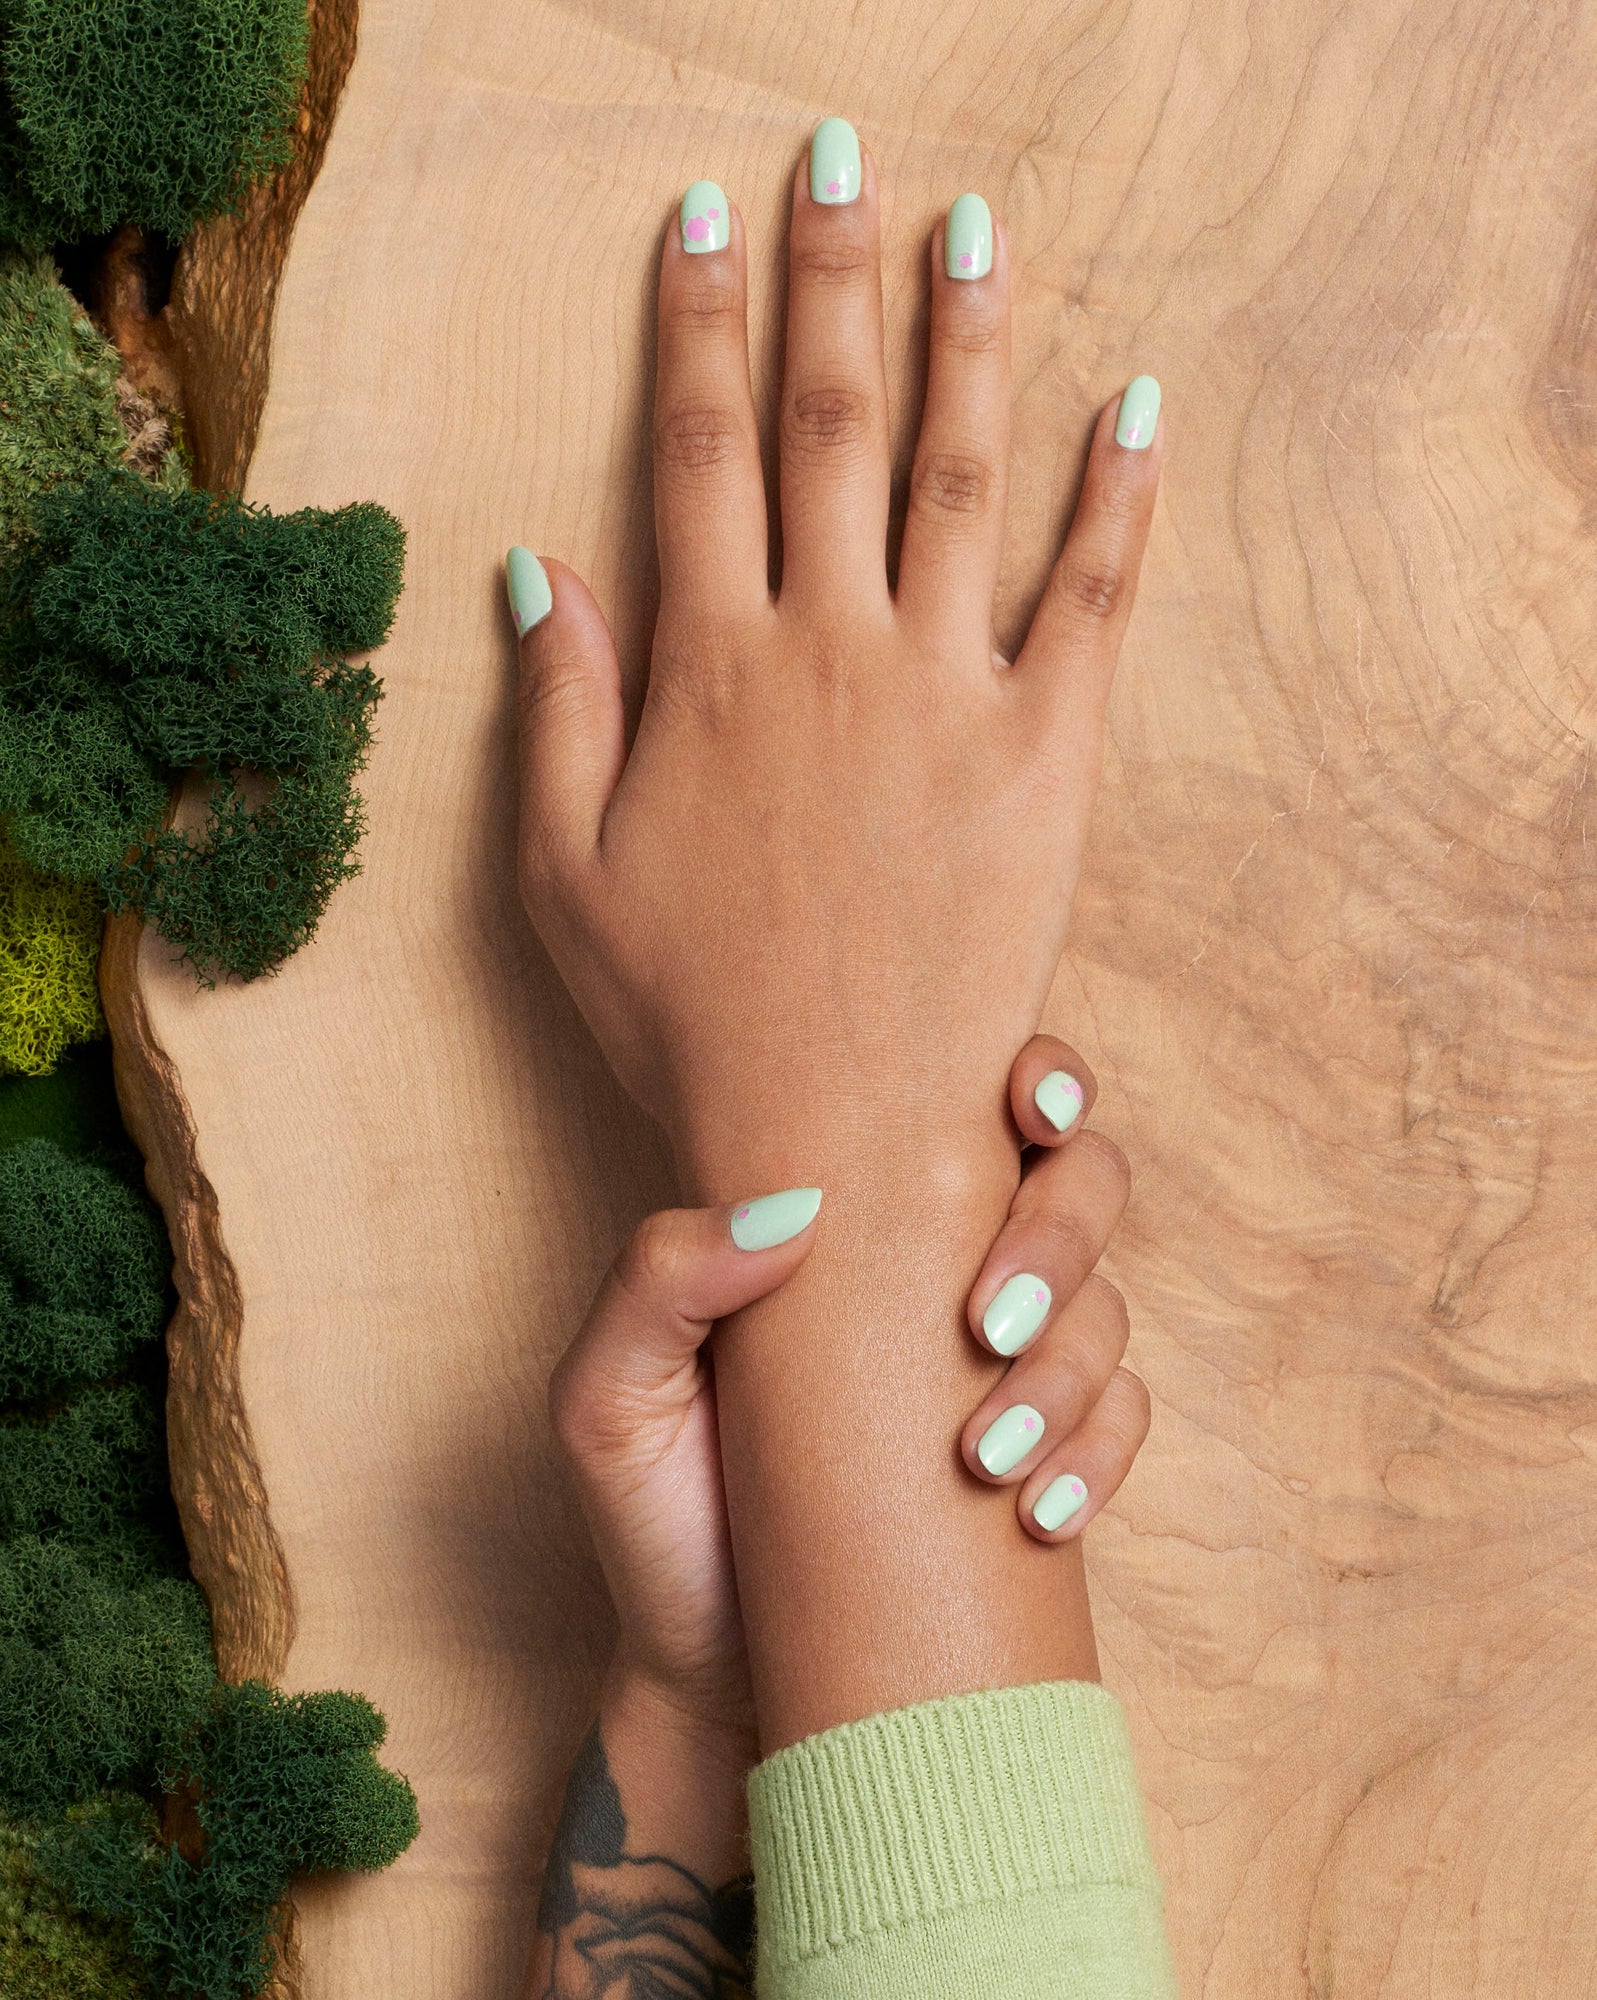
[551,1189,823,1437]
[508,548,625,877]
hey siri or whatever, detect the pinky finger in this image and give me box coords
[1016,1367,1151,1542]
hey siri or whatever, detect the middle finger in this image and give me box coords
[777,121,892,611]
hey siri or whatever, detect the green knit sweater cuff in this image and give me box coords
[748,1680,1174,1999]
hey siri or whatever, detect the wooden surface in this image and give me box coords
[107,0,1597,1993]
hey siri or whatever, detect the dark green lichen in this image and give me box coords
[42,1683,419,1999]
[0,1139,167,1403]
[0,475,402,980]
[0,0,309,250]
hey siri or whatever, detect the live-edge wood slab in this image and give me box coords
[104,0,1597,1993]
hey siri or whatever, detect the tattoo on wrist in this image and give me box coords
[535,1721,753,1997]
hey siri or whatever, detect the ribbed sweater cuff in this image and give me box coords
[748,1681,1174,2000]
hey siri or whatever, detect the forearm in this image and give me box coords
[529,1670,755,1998]
[686,1118,1100,1754]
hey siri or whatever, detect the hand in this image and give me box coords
[512,136,1162,1195]
[547,1039,1149,1736]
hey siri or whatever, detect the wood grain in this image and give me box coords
[109,0,1597,1993]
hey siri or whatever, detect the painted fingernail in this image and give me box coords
[506,547,552,635]
[809,117,861,205]
[1034,1070,1084,1133]
[976,1404,1045,1477]
[1033,1474,1089,1532]
[945,192,992,280]
[982,1273,1051,1357]
[729,1186,823,1251]
[1115,375,1161,450]
[680,180,730,254]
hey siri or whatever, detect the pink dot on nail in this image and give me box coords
[827,178,841,195]
[1070,1478,1085,1495]
[1023,1418,1037,1432]
[708,207,720,219]
[735,1206,750,1219]
[685,216,709,242]
[959,251,973,268]
[1035,1289,1046,1305]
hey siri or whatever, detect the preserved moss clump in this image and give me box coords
[0,251,132,540]
[0,0,309,250]
[0,1138,420,1991]
[0,1816,150,1998]
[0,475,403,979]
[0,1139,166,1402]
[0,1383,169,1548]
[45,1684,420,1998]
[0,839,103,1073]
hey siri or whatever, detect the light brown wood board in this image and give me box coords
[101,0,1597,1994]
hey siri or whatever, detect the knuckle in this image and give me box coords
[911,449,995,519]
[784,382,874,463]
[939,308,1004,358]
[1055,556,1125,621]
[1075,1129,1132,1209]
[668,275,742,329]
[1107,1367,1153,1450]
[616,1208,695,1308]
[654,400,747,478]
[1081,1274,1131,1349]
[791,237,873,286]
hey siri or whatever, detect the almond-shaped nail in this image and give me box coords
[982,1273,1051,1357]
[729,1187,822,1250]
[809,117,861,205]
[1033,1474,1088,1532]
[976,1403,1045,1477]
[945,192,992,280]
[1034,1070,1084,1133]
[680,180,730,254]
[1115,374,1161,449]
[506,547,552,635]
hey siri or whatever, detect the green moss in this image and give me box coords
[0,1382,174,1553]
[0,1814,150,1998]
[42,1683,419,1998]
[0,836,104,1074]
[0,474,402,979]
[0,1139,167,1402]
[0,0,309,250]
[0,1039,132,1159]
[0,251,129,540]
[0,1536,214,1814]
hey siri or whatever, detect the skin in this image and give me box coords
[515,140,1162,1752]
[528,1039,1151,1997]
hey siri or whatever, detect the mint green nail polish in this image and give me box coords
[809,118,861,205]
[982,1273,1051,1357]
[680,180,730,254]
[506,546,552,635]
[729,1186,822,1251]
[945,192,992,280]
[976,1403,1045,1477]
[1034,1070,1084,1133]
[1033,1474,1089,1532]
[1115,374,1161,449]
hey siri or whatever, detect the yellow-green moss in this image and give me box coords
[0,838,103,1075]
[0,1815,150,1999]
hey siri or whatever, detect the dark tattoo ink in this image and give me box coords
[536,1722,753,1998]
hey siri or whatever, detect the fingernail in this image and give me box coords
[680,180,730,254]
[1033,1474,1089,1532]
[982,1273,1051,1357]
[1034,1070,1084,1133]
[945,192,992,281]
[730,1186,823,1251]
[506,547,552,635]
[976,1404,1045,1476]
[809,118,861,205]
[1115,375,1161,450]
